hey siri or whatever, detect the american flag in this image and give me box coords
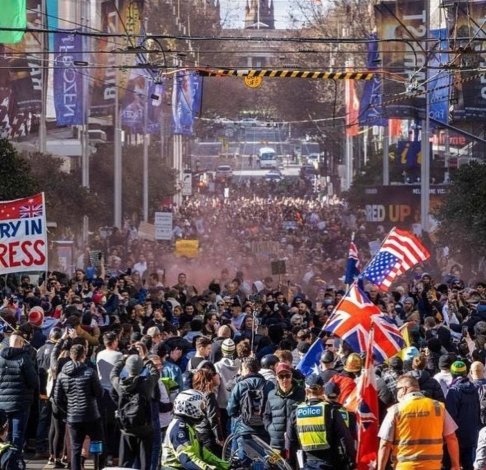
[323,283,404,363]
[0,193,44,220]
[360,227,430,291]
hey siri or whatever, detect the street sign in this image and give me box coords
[182,172,192,196]
[154,212,173,240]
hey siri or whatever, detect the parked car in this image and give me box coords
[215,165,233,181]
[264,169,284,182]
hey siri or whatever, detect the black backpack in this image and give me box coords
[240,382,265,427]
[116,389,151,435]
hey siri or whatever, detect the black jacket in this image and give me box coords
[110,358,159,436]
[263,383,305,450]
[36,340,56,396]
[54,361,103,423]
[195,391,223,447]
[410,369,445,402]
[0,347,38,412]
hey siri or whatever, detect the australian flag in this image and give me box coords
[344,241,360,285]
[296,337,325,377]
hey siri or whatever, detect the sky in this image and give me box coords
[219,0,298,29]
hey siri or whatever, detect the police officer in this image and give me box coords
[286,375,356,470]
[0,409,25,470]
[323,381,357,444]
[161,389,229,470]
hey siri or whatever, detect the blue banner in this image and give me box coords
[359,34,386,126]
[53,31,85,126]
[397,140,422,169]
[172,72,202,136]
[429,29,449,127]
[121,72,145,133]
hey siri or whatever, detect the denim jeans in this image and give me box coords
[8,407,31,450]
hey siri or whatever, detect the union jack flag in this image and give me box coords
[360,227,430,291]
[356,328,379,470]
[19,202,44,218]
[323,283,404,363]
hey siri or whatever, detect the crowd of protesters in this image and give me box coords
[0,190,486,469]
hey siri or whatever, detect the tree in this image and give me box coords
[0,138,38,200]
[435,161,486,264]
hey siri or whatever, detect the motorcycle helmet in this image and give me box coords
[173,389,205,420]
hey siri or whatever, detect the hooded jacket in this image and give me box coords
[0,346,38,412]
[54,361,102,423]
[446,376,481,447]
[409,369,445,402]
[214,356,240,408]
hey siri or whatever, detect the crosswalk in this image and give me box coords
[24,458,95,469]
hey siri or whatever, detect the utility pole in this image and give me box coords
[383,125,390,185]
[113,0,122,228]
[420,3,431,233]
[142,71,149,222]
[39,0,48,154]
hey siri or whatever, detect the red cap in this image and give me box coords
[275,363,293,376]
[28,307,44,327]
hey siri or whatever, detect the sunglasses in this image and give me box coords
[325,343,334,347]
[277,374,292,380]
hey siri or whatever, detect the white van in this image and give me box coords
[258,147,278,169]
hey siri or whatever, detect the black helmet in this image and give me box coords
[261,354,279,369]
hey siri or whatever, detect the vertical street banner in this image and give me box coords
[447,1,486,121]
[0,193,48,274]
[375,0,427,118]
[121,71,145,133]
[172,72,202,136]
[8,0,43,114]
[345,78,360,136]
[0,0,27,45]
[429,29,449,126]
[54,31,85,126]
[117,0,144,103]
[359,34,387,126]
[89,0,117,117]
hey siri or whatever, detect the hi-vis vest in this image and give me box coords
[393,395,445,470]
[296,402,330,452]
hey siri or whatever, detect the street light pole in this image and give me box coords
[420,3,431,233]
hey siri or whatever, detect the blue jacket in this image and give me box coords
[227,373,272,434]
[446,376,481,447]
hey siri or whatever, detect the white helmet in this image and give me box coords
[173,389,205,420]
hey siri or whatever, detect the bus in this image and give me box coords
[258,147,278,169]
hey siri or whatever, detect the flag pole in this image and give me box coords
[344,231,356,291]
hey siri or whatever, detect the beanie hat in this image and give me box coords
[28,306,44,327]
[221,338,235,356]
[451,360,467,377]
[125,355,144,376]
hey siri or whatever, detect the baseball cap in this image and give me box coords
[451,360,467,377]
[323,381,340,398]
[305,374,324,389]
[275,363,293,376]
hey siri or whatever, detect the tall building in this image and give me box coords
[244,0,275,29]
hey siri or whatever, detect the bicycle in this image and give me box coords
[222,432,293,470]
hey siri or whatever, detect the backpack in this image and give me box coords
[116,388,151,435]
[240,382,265,427]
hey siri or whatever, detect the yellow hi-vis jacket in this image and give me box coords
[295,401,330,452]
[393,395,445,470]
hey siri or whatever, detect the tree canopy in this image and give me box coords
[435,161,486,261]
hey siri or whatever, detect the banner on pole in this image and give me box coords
[0,193,48,273]
[54,31,85,126]
[172,72,202,136]
[375,0,427,118]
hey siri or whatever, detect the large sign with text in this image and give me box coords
[0,193,47,273]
